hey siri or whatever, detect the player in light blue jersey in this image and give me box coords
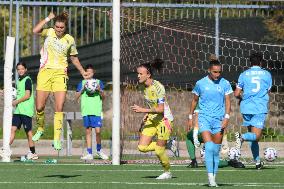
[234,52,272,170]
[188,57,232,187]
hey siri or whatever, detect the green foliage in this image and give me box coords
[264,10,284,43]
[262,127,280,139]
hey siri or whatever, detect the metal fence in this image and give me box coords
[0,1,283,139]
[1,1,283,59]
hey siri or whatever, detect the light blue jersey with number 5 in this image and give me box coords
[237,66,272,114]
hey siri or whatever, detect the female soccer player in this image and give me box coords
[31,12,88,150]
[131,59,174,180]
[234,52,272,170]
[188,59,232,187]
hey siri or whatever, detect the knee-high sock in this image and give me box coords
[205,141,214,174]
[54,112,63,141]
[248,141,260,162]
[242,132,256,141]
[138,142,156,153]
[213,143,221,174]
[155,145,170,172]
[186,138,196,160]
[36,111,45,132]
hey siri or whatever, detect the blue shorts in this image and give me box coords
[12,114,32,132]
[242,113,267,129]
[198,114,222,135]
[83,115,102,128]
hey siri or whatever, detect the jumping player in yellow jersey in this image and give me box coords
[31,11,88,150]
[131,59,174,180]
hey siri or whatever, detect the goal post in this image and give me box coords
[112,0,121,165]
[2,36,15,162]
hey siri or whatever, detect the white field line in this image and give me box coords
[0,181,283,187]
[2,163,284,167]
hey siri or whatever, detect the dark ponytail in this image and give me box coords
[138,58,164,76]
[209,54,221,67]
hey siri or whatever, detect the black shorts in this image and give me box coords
[12,114,32,132]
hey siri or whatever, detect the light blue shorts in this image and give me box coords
[242,113,267,129]
[83,115,102,128]
[198,114,222,135]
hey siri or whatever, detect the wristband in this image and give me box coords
[224,114,230,119]
[45,17,51,22]
[188,114,193,120]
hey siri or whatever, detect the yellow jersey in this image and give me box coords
[144,80,173,121]
[39,28,78,70]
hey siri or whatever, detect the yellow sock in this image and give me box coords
[147,142,156,151]
[138,142,156,153]
[54,112,63,141]
[155,145,170,172]
[36,111,45,132]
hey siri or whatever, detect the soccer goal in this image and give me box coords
[119,3,284,163]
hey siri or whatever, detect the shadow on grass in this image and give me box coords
[243,167,276,170]
[142,176,178,179]
[44,174,82,179]
[217,183,235,187]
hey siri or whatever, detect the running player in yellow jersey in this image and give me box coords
[131,59,174,180]
[31,11,88,150]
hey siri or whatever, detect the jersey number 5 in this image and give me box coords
[251,77,260,92]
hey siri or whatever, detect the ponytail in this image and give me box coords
[138,58,164,76]
[54,11,69,26]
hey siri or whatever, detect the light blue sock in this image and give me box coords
[249,141,260,162]
[242,132,256,141]
[213,143,221,174]
[97,144,102,152]
[205,141,214,174]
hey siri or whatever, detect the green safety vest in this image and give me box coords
[14,76,34,117]
[81,79,103,116]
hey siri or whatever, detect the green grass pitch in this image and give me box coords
[0,159,283,189]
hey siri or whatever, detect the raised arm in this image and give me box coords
[33,12,55,34]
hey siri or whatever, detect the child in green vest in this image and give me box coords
[0,62,37,160]
[75,64,108,160]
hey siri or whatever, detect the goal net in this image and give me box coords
[119,7,284,162]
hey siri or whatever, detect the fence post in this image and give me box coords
[15,3,19,81]
[215,3,220,58]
